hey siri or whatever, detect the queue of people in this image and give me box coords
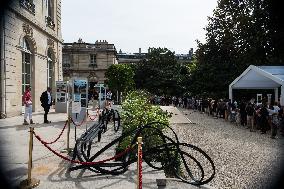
[149,94,284,139]
[180,97,284,139]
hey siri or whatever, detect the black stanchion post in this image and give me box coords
[61,117,72,153]
[67,116,71,151]
[19,127,40,188]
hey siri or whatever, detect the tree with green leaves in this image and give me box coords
[105,64,135,103]
[134,47,185,96]
[189,0,284,98]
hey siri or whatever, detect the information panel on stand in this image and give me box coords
[69,78,88,122]
[73,79,88,107]
[55,81,68,113]
[56,81,68,103]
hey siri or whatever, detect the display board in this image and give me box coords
[73,79,88,108]
[55,81,68,113]
[72,101,81,113]
[69,78,88,123]
[56,81,67,103]
[94,83,106,108]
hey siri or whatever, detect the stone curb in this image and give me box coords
[156,178,216,189]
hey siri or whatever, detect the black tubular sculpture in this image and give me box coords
[70,113,215,186]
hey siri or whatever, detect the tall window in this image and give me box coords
[47,0,53,19]
[46,0,55,29]
[89,54,97,68]
[22,38,32,97]
[47,49,53,88]
[62,54,70,67]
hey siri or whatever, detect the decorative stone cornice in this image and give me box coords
[45,16,55,30]
[88,72,98,82]
[8,6,63,43]
[20,0,35,15]
[22,23,33,37]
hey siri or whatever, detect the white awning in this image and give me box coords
[229,65,284,105]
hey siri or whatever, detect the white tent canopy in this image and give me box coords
[229,65,284,105]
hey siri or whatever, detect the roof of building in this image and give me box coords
[229,65,284,89]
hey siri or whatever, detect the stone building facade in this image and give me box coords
[62,39,118,87]
[0,0,63,118]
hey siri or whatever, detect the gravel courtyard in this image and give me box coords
[170,108,284,189]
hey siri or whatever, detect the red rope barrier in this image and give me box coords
[138,148,143,189]
[33,132,135,165]
[87,112,98,121]
[70,114,86,127]
[33,120,68,145]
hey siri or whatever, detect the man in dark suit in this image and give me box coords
[40,87,52,123]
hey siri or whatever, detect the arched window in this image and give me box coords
[22,38,32,97]
[47,49,53,89]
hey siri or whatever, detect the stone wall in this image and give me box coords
[1,0,63,117]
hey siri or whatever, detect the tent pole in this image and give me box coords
[275,88,279,103]
[280,86,284,107]
[229,87,233,103]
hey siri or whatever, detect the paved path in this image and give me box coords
[0,108,165,189]
[4,106,279,189]
[160,106,192,124]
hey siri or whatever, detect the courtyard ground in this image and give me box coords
[0,106,283,188]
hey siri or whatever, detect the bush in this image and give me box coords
[117,90,170,159]
[121,90,169,132]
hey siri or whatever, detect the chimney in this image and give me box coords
[139,48,141,54]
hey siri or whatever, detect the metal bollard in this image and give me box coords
[137,137,143,189]
[19,127,40,189]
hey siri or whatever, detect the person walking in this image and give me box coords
[23,86,34,125]
[40,87,52,123]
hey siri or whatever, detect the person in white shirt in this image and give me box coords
[40,87,52,123]
[273,102,280,113]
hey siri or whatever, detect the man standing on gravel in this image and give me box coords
[40,87,52,123]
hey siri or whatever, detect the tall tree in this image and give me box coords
[105,64,135,103]
[134,48,184,96]
[189,0,284,98]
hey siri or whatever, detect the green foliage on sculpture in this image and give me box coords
[116,90,178,175]
[121,90,169,132]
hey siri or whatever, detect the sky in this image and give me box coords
[61,0,218,54]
